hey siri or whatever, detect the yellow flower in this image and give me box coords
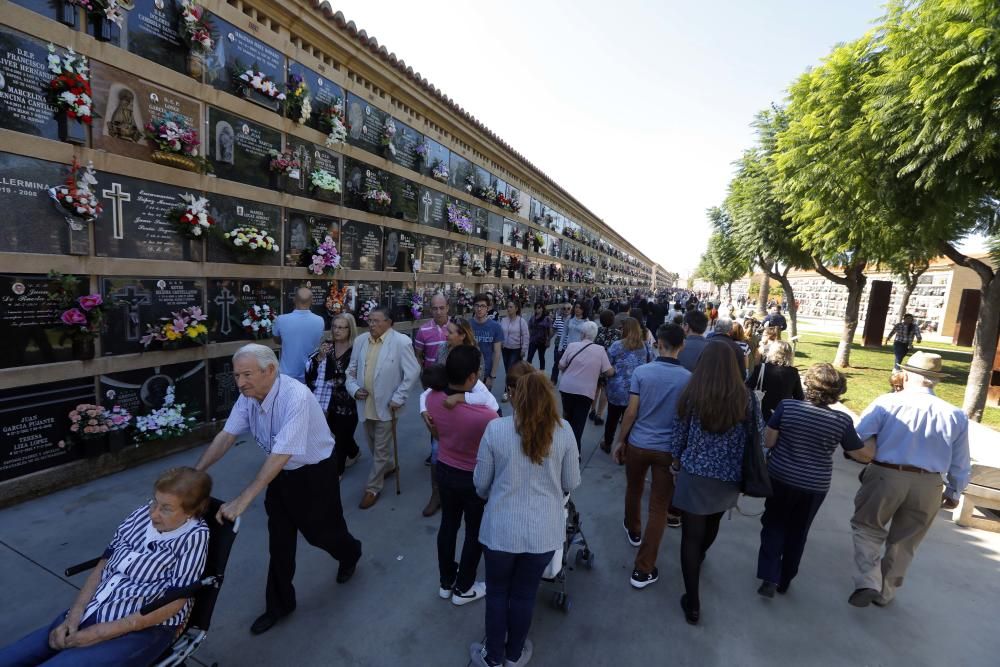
[164,324,182,341]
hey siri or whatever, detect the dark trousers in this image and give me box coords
[483,547,554,665]
[679,511,725,610]
[892,341,909,367]
[757,478,827,587]
[501,347,523,374]
[437,461,486,593]
[560,392,593,451]
[265,454,362,615]
[526,341,548,370]
[603,402,627,446]
[550,348,564,384]
[328,410,360,476]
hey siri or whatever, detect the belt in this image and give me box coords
[872,460,935,475]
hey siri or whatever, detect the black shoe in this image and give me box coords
[757,581,777,598]
[666,515,682,529]
[593,416,605,426]
[588,411,597,422]
[337,544,361,584]
[776,582,790,595]
[424,454,432,466]
[623,519,641,547]
[848,587,880,608]
[630,568,658,589]
[250,610,286,635]
[680,594,700,625]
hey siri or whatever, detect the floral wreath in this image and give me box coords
[325,97,348,146]
[48,158,102,222]
[357,298,379,325]
[167,193,215,238]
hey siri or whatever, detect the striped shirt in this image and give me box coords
[413,321,449,368]
[767,399,862,493]
[223,374,334,469]
[474,417,581,553]
[552,314,565,347]
[85,505,209,627]
[887,321,922,345]
[311,356,334,411]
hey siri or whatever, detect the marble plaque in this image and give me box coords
[345,92,388,156]
[416,234,445,275]
[339,219,383,271]
[206,194,282,265]
[205,13,286,111]
[384,282,415,323]
[0,27,60,139]
[283,278,351,327]
[100,359,206,423]
[283,210,339,268]
[121,0,188,75]
[416,186,447,230]
[449,152,474,192]
[0,153,84,255]
[101,277,204,355]
[287,60,345,131]
[386,117,423,171]
[488,213,504,243]
[0,274,81,368]
[207,278,281,343]
[207,107,281,188]
[420,137,450,180]
[343,157,391,212]
[472,206,488,241]
[283,137,342,204]
[383,228,417,273]
[442,240,464,276]
[9,0,79,26]
[208,355,240,421]
[388,174,419,222]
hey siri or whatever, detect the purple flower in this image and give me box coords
[60,308,87,326]
[78,294,103,310]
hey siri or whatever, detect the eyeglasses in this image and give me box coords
[474,303,488,309]
[147,498,179,517]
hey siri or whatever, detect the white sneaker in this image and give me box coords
[439,586,453,599]
[451,581,486,606]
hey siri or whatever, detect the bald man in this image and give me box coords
[413,293,450,368]
[273,287,325,383]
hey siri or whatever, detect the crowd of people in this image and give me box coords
[0,287,973,667]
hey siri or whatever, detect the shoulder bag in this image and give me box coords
[740,394,772,498]
[561,342,595,373]
[752,362,767,403]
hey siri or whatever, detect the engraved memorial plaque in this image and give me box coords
[206,14,286,111]
[100,277,204,356]
[207,278,281,342]
[0,274,81,368]
[0,27,61,139]
[100,360,206,425]
[283,210,339,268]
[206,194,282,265]
[345,92,388,156]
[207,107,282,188]
[339,219,383,271]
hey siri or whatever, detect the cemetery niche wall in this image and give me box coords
[0,0,654,502]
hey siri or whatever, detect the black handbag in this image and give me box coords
[740,393,772,498]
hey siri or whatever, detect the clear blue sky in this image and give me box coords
[328,0,887,275]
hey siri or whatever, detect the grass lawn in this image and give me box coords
[792,332,1000,430]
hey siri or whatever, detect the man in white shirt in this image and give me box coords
[196,344,362,636]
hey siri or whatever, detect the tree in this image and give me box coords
[864,0,1000,420]
[885,252,931,322]
[699,207,750,302]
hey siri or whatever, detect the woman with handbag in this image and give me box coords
[671,341,764,625]
[755,363,875,598]
[746,341,803,420]
[557,321,614,451]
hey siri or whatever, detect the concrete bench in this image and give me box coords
[954,484,1000,533]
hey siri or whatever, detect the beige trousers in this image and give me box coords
[364,419,395,495]
[850,464,942,601]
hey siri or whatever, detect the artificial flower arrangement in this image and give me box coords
[67,0,124,29]
[431,160,449,183]
[472,256,485,276]
[456,288,474,314]
[526,262,537,280]
[45,44,93,135]
[140,306,208,349]
[48,271,106,342]
[134,386,197,442]
[235,64,286,101]
[414,141,429,164]
[145,112,211,173]
[464,174,475,193]
[310,169,342,193]
[167,193,215,238]
[223,225,280,255]
[357,298,379,326]
[48,159,102,222]
[381,117,397,156]
[267,148,301,178]
[364,186,392,211]
[57,403,131,452]
[509,227,522,246]
[410,293,423,319]
[302,235,341,276]
[324,97,348,146]
[495,192,512,210]
[459,250,471,274]
[477,184,497,203]
[533,231,545,250]
[325,284,349,315]
[447,202,472,234]
[242,303,274,339]
[285,73,312,124]
[505,196,522,214]
[178,1,214,52]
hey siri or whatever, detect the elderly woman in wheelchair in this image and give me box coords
[0,467,212,667]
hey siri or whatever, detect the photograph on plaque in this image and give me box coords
[384,282,416,323]
[100,360,207,427]
[342,157,391,212]
[416,234,445,275]
[119,0,189,75]
[0,27,61,140]
[416,186,447,230]
[0,274,83,369]
[93,173,197,261]
[206,106,282,188]
[339,219,384,272]
[386,117,423,172]
[205,13,286,111]
[207,278,281,343]
[284,210,339,267]
[388,173,419,223]
[448,152,474,192]
[383,228,417,274]
[0,378,96,482]
[345,92,388,156]
[91,61,202,164]
[283,136,342,204]
[101,277,204,356]
[0,153,84,255]
[206,194,282,265]
[282,278,351,328]
[288,60,345,131]
[488,213,505,244]
[420,137,450,180]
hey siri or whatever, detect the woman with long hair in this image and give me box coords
[601,317,653,453]
[470,366,581,667]
[672,341,764,625]
[305,313,361,477]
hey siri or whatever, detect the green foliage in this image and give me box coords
[695,207,749,288]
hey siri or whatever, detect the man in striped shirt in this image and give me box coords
[413,293,450,368]
[884,313,922,369]
[196,344,362,635]
[549,303,570,383]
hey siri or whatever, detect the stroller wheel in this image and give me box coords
[575,548,595,570]
[552,591,571,612]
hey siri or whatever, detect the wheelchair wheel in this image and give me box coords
[575,548,595,570]
[552,591,571,612]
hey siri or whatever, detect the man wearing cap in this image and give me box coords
[848,352,970,608]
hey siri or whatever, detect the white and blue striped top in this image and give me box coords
[82,505,209,628]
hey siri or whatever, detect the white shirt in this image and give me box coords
[223,374,334,469]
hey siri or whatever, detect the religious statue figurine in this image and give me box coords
[107,88,143,142]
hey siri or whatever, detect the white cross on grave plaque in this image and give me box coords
[102,182,132,240]
[214,287,238,335]
[421,190,432,224]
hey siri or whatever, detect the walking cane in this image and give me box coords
[391,410,401,495]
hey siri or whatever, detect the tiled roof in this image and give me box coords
[312,1,648,262]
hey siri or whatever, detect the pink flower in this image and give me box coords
[60,308,87,326]
[70,424,79,432]
[78,294,103,310]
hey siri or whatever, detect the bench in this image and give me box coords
[954,484,1000,533]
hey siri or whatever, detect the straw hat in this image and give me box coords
[900,351,945,379]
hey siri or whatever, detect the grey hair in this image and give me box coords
[765,340,794,366]
[580,320,599,341]
[233,343,278,370]
[714,317,733,335]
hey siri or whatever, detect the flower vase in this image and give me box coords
[108,430,128,453]
[82,436,108,458]
[91,15,115,43]
[270,172,287,192]
[56,111,87,146]
[150,151,199,172]
[71,336,96,361]
[187,52,205,80]
[57,0,78,27]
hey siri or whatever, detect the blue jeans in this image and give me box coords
[892,341,909,368]
[483,547,554,665]
[0,611,174,666]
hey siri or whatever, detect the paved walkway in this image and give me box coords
[2,354,999,665]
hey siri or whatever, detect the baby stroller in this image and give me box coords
[540,495,594,612]
[64,497,240,666]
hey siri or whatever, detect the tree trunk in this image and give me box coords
[776,275,798,340]
[834,277,865,368]
[898,284,915,321]
[756,274,770,317]
[727,282,733,303]
[963,275,1000,421]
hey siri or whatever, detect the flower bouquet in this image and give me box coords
[472,257,485,276]
[456,288,474,314]
[477,184,497,203]
[506,196,522,214]
[414,140,429,165]
[268,148,301,190]
[324,97,348,146]
[310,169,341,195]
[178,0,215,78]
[234,64,286,108]
[533,231,545,251]
[509,227,521,247]
[134,386,197,442]
[410,293,423,320]
[459,250,471,275]
[301,235,341,276]
[167,193,215,239]
[431,159,449,183]
[140,306,208,349]
[48,159,102,222]
[68,0,124,41]
[241,303,274,339]
[145,111,211,173]
[357,298,379,326]
[381,117,397,157]
[447,202,472,234]
[325,284,348,315]
[45,44,92,144]
[364,186,392,213]
[48,271,106,358]
[284,73,312,124]
[464,174,475,193]
[222,225,280,258]
[56,403,122,456]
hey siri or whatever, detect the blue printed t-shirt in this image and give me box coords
[768,399,862,493]
[273,309,325,382]
[627,357,691,452]
[471,318,505,377]
[606,340,654,406]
